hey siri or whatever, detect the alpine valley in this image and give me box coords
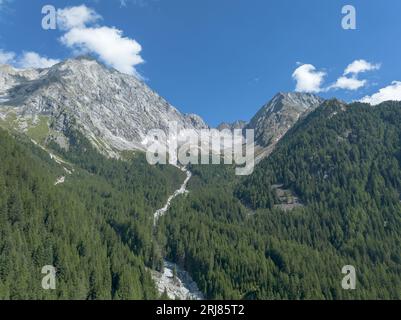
[0,57,400,300]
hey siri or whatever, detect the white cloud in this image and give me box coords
[360,81,401,105]
[292,64,326,93]
[344,59,380,76]
[58,5,144,77]
[0,49,15,64]
[293,60,381,93]
[0,49,59,69]
[17,52,60,69]
[57,5,101,30]
[2,5,144,77]
[328,59,380,91]
[329,76,367,91]
[61,26,144,76]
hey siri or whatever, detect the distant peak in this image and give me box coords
[275,91,321,99]
[268,92,324,107]
[217,120,247,131]
[61,56,101,66]
[48,57,112,76]
[75,55,97,61]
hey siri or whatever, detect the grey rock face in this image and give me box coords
[247,92,324,147]
[0,57,208,157]
[217,120,247,131]
[0,64,45,94]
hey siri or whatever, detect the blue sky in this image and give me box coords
[1,0,401,126]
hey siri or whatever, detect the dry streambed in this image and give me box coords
[151,167,204,300]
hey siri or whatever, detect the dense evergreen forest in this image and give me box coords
[157,100,401,299]
[1,100,400,300]
[0,128,183,299]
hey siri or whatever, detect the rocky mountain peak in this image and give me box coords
[0,57,208,157]
[247,92,324,147]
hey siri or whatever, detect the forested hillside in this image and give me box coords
[157,100,401,299]
[0,128,183,299]
[1,100,400,300]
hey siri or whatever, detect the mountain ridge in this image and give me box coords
[1,58,328,164]
[247,92,325,145]
[0,57,208,158]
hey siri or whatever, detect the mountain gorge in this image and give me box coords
[0,57,400,300]
[158,99,401,299]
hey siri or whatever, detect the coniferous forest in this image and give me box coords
[1,100,400,299]
[157,101,401,299]
[0,128,182,299]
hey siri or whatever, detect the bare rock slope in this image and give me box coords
[0,57,208,157]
